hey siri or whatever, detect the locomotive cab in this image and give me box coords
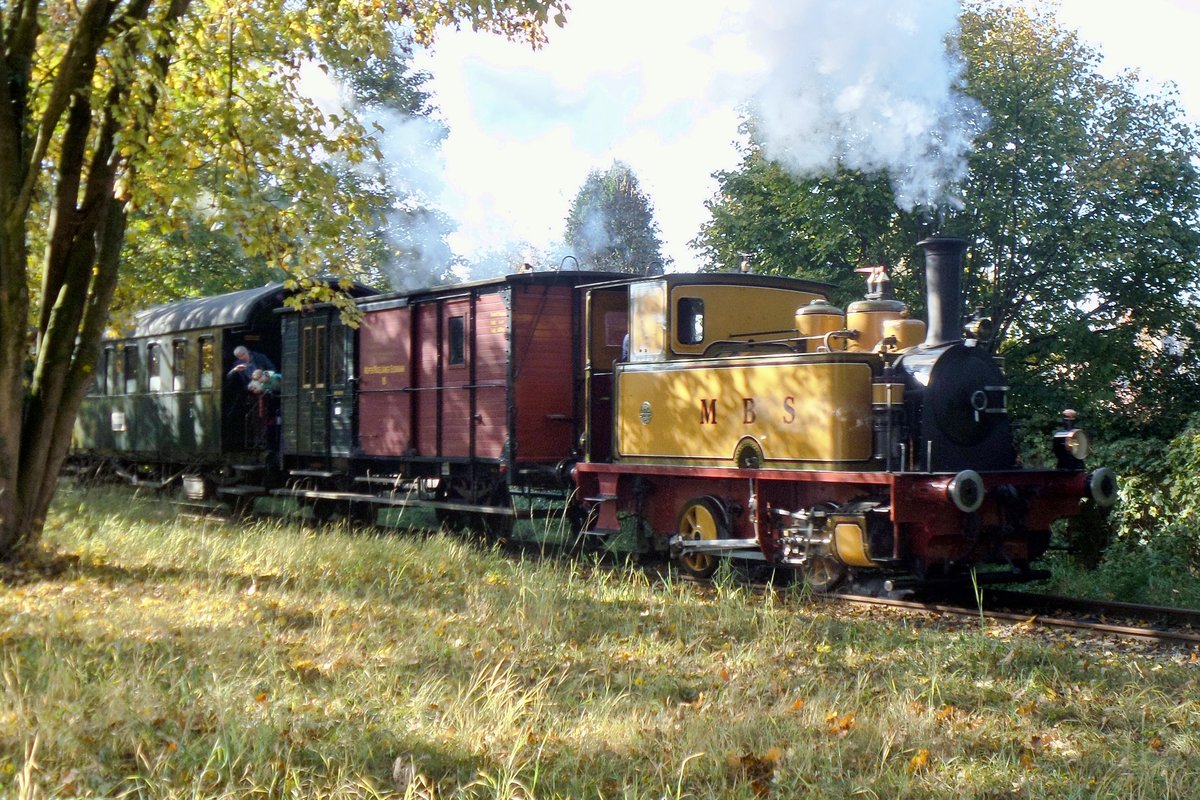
[625,276,828,362]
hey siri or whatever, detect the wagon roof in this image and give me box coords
[356,269,629,310]
[122,283,288,338]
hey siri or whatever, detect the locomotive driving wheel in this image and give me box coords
[801,555,846,593]
[676,497,728,580]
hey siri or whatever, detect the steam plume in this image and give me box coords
[742,0,982,210]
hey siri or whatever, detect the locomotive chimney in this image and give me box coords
[919,237,967,348]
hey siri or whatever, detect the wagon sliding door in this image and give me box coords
[357,305,413,458]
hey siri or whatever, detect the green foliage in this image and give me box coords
[1034,424,1200,603]
[564,161,668,275]
[956,1,1200,441]
[114,222,283,316]
[1099,421,1200,561]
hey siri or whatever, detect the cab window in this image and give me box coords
[677,297,705,345]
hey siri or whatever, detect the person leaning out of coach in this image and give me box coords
[227,345,275,388]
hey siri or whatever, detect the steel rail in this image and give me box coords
[981,589,1200,628]
[826,593,1200,646]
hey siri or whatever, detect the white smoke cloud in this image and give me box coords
[366,111,457,290]
[418,0,979,272]
[742,0,983,210]
[299,60,457,290]
[573,205,613,261]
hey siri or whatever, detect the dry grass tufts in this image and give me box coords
[1,483,1198,798]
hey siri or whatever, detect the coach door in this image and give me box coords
[440,298,473,457]
[326,319,355,457]
[289,312,356,460]
[296,315,330,457]
[583,286,629,462]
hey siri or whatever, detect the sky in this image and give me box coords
[406,0,1200,275]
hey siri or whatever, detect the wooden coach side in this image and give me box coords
[359,287,512,464]
[356,303,413,458]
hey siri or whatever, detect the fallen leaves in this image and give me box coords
[824,711,856,737]
[726,747,783,797]
[290,659,322,682]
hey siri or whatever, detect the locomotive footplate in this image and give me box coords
[268,487,516,516]
[669,535,766,560]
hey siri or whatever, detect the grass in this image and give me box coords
[2,483,1199,799]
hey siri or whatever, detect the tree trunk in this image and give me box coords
[0,0,191,561]
[0,223,31,557]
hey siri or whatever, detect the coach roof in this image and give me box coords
[123,284,287,338]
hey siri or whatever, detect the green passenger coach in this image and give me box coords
[72,284,288,487]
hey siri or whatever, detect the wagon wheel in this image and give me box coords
[436,477,484,532]
[676,497,728,580]
[479,488,514,544]
[802,554,846,593]
[437,478,511,543]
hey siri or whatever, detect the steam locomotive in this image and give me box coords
[72,238,1115,590]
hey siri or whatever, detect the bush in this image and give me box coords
[1044,417,1200,605]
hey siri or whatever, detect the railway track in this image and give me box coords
[826,589,1200,646]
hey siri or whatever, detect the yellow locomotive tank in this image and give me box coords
[590,272,879,470]
[844,266,926,352]
[616,354,875,468]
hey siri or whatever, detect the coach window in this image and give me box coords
[95,347,111,395]
[448,316,465,366]
[330,322,347,386]
[198,337,214,389]
[315,325,327,387]
[108,347,120,395]
[123,345,138,394]
[302,325,328,389]
[147,343,162,392]
[677,297,705,345]
[301,327,314,388]
[172,340,187,391]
